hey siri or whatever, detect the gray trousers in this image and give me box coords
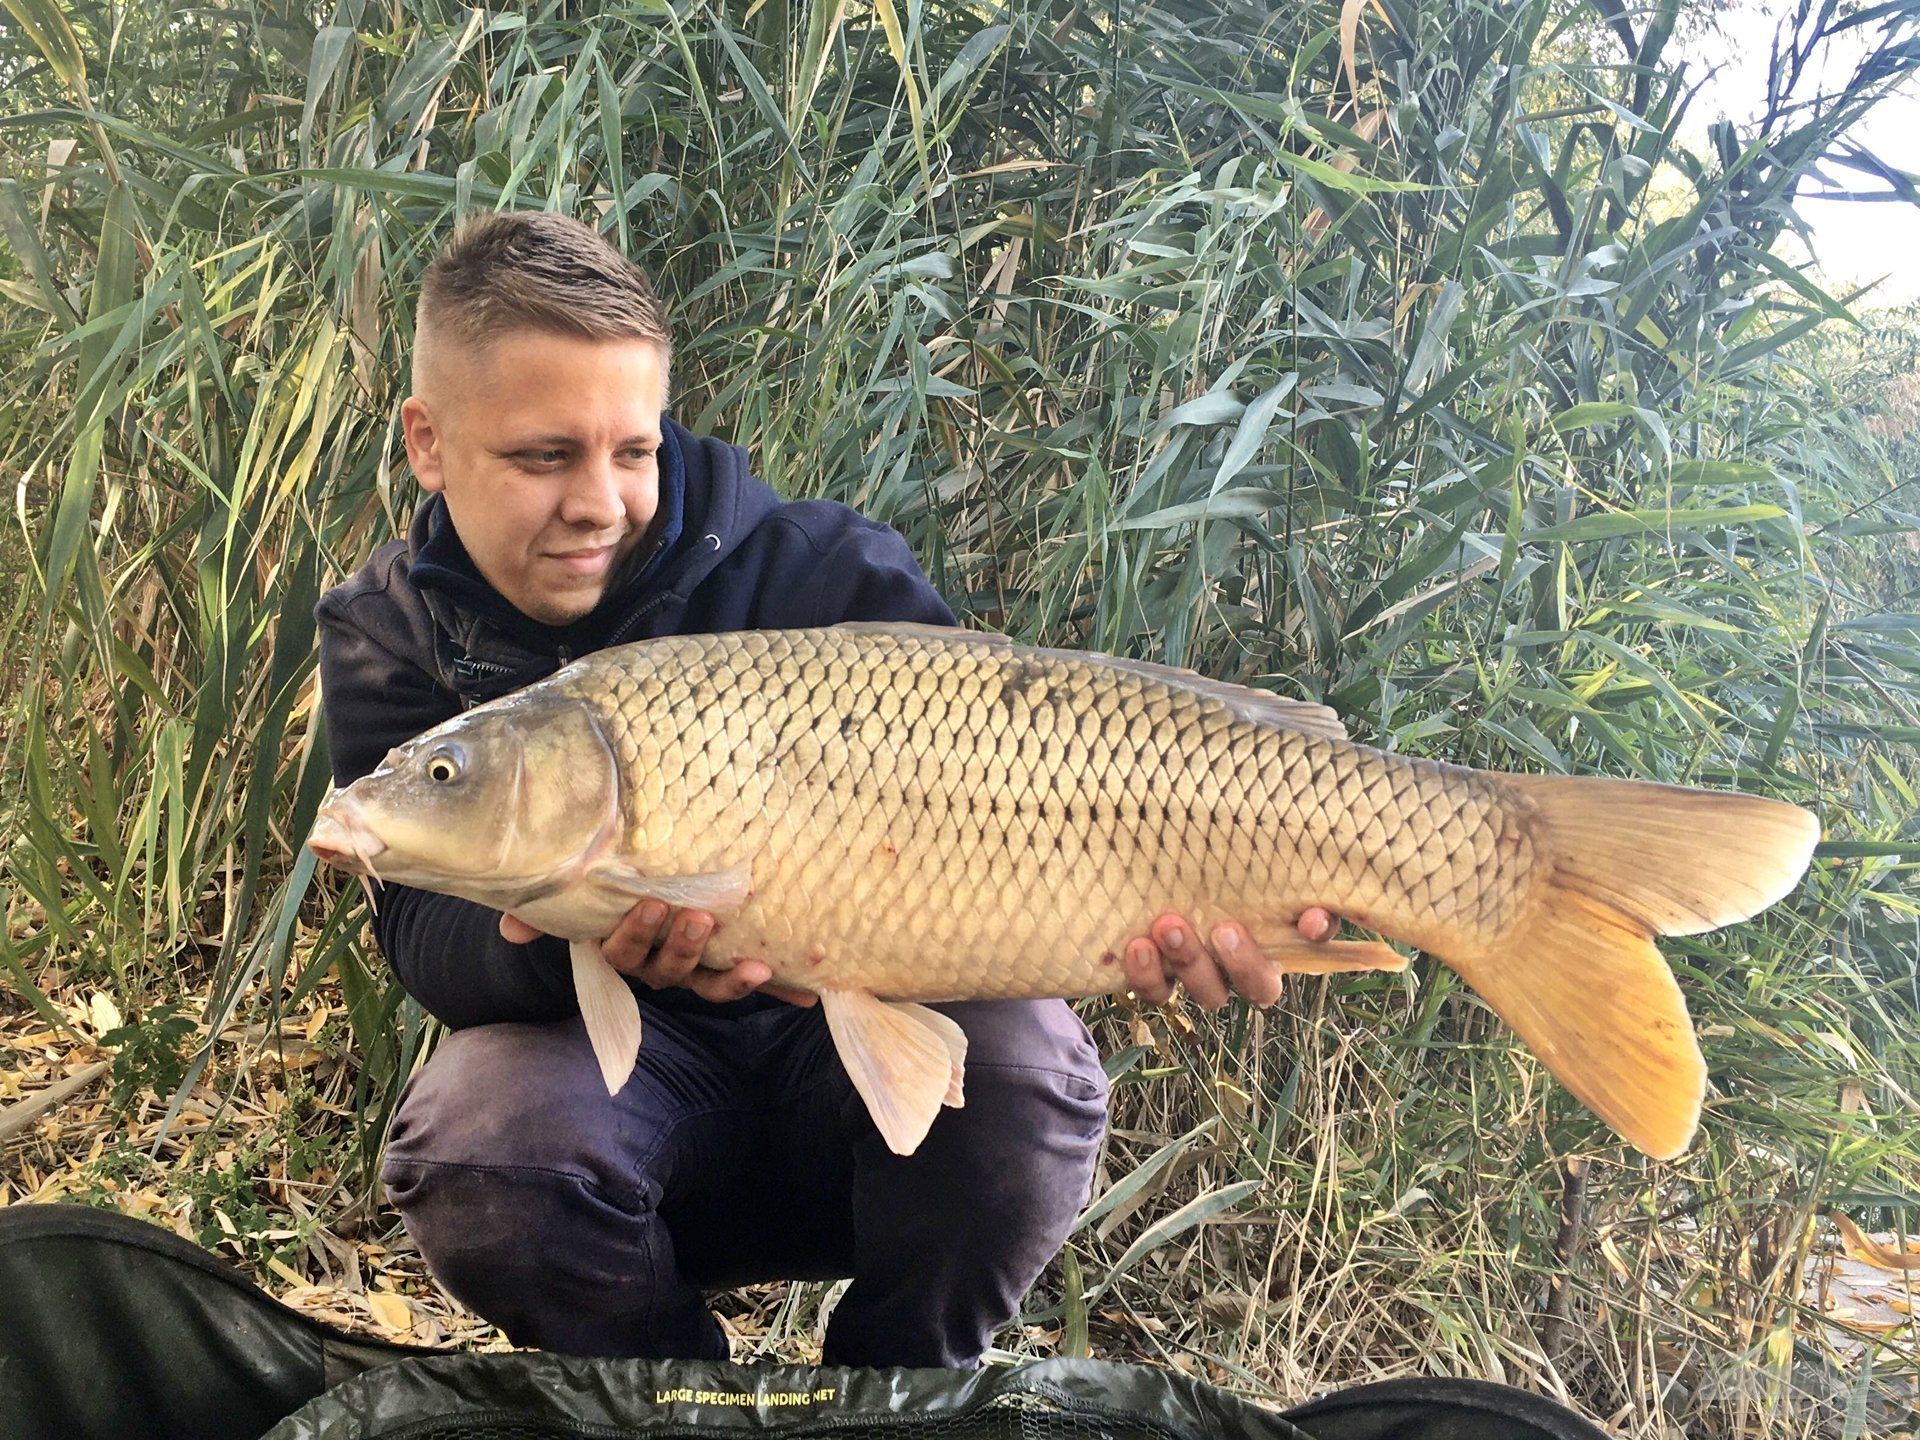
[381,996,1109,1367]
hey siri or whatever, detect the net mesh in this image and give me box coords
[365,1393,1189,1440]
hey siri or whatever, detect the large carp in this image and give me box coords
[308,623,1819,1160]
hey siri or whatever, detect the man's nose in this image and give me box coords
[558,453,624,530]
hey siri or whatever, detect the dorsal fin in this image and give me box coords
[832,620,1012,645]
[823,622,1347,743]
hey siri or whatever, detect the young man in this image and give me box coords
[315,210,1334,1368]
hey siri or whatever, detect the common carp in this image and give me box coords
[307,623,1819,1160]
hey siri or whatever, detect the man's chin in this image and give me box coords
[514,587,605,628]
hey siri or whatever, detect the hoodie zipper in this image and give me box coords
[450,558,683,703]
[605,591,674,648]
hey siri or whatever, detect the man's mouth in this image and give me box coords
[553,549,611,575]
[546,543,619,577]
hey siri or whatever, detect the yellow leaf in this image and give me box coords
[1213,1077,1252,1122]
[1829,1209,1920,1272]
[367,1289,412,1334]
[1339,0,1366,98]
[868,0,925,156]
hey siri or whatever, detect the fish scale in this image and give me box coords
[309,621,1820,1158]
[565,626,1530,1000]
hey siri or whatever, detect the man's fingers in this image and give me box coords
[498,913,544,945]
[689,958,770,1003]
[1211,921,1284,1008]
[1149,915,1231,1010]
[603,902,663,977]
[1123,938,1173,1006]
[650,910,715,979]
[605,901,698,982]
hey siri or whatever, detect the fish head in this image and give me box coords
[307,696,620,906]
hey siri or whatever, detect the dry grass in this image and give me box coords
[8,942,1920,1436]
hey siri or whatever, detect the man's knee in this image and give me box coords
[942,999,1110,1131]
[379,1021,727,1359]
[384,1019,639,1204]
[382,1021,646,1288]
[930,1000,1110,1226]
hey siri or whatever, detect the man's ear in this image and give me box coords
[401,395,448,494]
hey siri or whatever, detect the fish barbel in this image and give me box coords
[308,623,1819,1159]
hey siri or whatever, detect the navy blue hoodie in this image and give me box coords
[314,416,955,1028]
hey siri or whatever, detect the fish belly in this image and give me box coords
[574,628,1534,1002]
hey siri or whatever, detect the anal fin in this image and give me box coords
[1249,936,1409,975]
[572,939,642,1096]
[821,991,968,1156]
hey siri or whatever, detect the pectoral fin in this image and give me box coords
[591,858,755,913]
[571,939,642,1096]
[820,990,968,1156]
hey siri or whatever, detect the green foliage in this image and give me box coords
[98,1001,195,1113]
[3,0,1919,1428]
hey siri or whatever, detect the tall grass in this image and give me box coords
[3,0,1919,1431]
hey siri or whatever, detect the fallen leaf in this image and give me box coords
[1828,1209,1920,1272]
[367,1289,412,1334]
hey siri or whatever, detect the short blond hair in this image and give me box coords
[413,210,672,390]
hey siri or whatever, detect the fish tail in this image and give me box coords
[1447,776,1818,1160]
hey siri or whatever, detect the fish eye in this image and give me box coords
[424,746,464,784]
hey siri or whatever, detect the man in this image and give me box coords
[316,210,1336,1368]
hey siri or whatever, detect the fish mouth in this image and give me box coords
[307,797,388,876]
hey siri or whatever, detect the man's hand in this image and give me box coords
[1121,907,1337,1010]
[498,904,817,1007]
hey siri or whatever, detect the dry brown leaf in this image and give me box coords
[367,1289,413,1334]
[1829,1209,1920,1271]
[1338,0,1366,99]
[1825,1306,1907,1334]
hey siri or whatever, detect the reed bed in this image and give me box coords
[3,0,1919,1433]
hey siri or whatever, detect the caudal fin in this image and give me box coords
[1449,777,1818,1160]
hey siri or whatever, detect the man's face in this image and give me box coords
[401,330,669,626]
